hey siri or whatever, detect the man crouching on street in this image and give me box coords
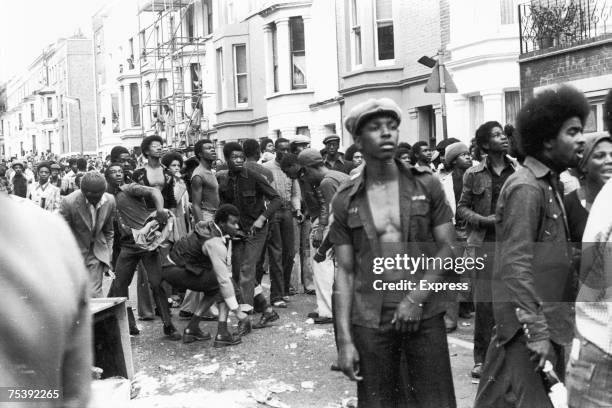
[162,204,251,347]
[330,98,458,407]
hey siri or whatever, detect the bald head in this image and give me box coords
[81,172,107,206]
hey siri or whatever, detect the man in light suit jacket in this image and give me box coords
[60,171,115,297]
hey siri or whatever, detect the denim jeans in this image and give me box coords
[567,338,612,408]
[232,224,269,308]
[352,310,456,408]
[268,208,295,302]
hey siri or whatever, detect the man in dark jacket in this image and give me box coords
[217,142,282,328]
[475,85,589,407]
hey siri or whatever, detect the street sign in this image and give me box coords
[424,62,458,93]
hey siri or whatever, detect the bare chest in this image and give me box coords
[366,180,401,242]
[146,166,165,191]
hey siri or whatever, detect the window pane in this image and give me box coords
[376,0,393,20]
[292,52,306,87]
[237,75,248,104]
[290,17,305,52]
[584,105,597,133]
[235,45,246,74]
[354,29,362,64]
[469,95,484,136]
[377,24,394,60]
[504,91,520,126]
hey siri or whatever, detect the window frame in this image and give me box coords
[374,0,395,66]
[30,103,35,122]
[349,0,363,69]
[289,16,307,89]
[216,47,226,110]
[130,82,141,127]
[233,44,249,107]
[47,97,53,118]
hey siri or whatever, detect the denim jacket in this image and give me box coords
[492,156,575,346]
[456,156,517,247]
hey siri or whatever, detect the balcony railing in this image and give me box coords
[519,0,612,54]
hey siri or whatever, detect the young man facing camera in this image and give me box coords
[330,98,457,407]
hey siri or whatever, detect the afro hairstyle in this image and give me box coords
[517,85,590,157]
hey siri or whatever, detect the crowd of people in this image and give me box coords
[1,84,611,408]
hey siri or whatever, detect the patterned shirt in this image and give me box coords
[263,159,301,211]
[577,178,612,355]
[28,181,61,212]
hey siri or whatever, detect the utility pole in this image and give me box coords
[420,49,457,141]
[438,49,448,141]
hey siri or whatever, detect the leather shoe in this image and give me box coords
[253,310,279,329]
[235,319,252,337]
[178,311,194,320]
[129,326,140,336]
[307,311,319,319]
[314,316,333,325]
[182,328,211,344]
[213,333,242,348]
[471,363,483,379]
[163,324,182,341]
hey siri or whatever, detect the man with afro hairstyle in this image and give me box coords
[475,85,589,407]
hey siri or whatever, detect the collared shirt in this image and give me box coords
[216,167,282,230]
[87,194,108,228]
[457,155,517,246]
[329,160,454,329]
[324,154,354,175]
[318,170,349,226]
[576,178,612,355]
[28,181,61,212]
[244,161,273,184]
[61,170,77,195]
[492,156,575,346]
[263,159,301,211]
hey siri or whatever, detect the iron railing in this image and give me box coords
[519,0,612,54]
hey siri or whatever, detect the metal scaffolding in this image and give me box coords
[137,0,212,148]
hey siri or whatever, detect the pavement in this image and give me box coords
[114,281,480,408]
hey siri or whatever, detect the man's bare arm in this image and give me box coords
[334,244,362,382]
[191,175,204,224]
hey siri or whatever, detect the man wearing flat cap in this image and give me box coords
[330,98,457,407]
[298,148,349,324]
[10,160,29,198]
[322,134,354,174]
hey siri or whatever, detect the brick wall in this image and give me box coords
[519,40,612,102]
[440,0,450,54]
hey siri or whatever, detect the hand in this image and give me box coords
[392,297,423,333]
[235,310,249,321]
[155,209,168,225]
[313,250,326,263]
[526,339,554,370]
[312,227,324,248]
[295,210,305,223]
[481,215,496,227]
[338,343,363,382]
[250,216,266,234]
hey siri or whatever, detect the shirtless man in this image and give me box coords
[329,98,458,407]
[191,139,219,223]
[133,135,176,209]
[180,139,221,319]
